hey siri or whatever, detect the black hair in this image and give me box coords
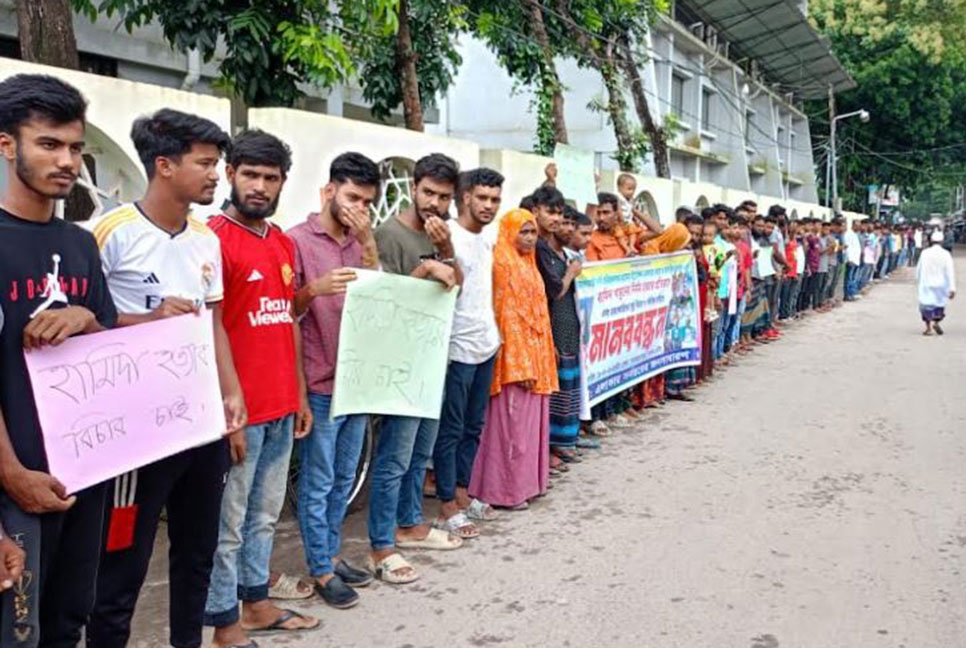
[0,74,87,135]
[767,204,787,218]
[562,204,582,223]
[575,213,593,227]
[676,206,694,221]
[712,203,735,220]
[735,216,749,227]
[130,108,230,179]
[520,194,536,211]
[739,199,758,210]
[685,214,705,226]
[700,206,716,221]
[414,152,459,187]
[703,219,717,229]
[753,213,767,222]
[596,192,619,211]
[330,151,380,188]
[531,185,565,210]
[227,128,291,175]
[764,215,778,224]
[458,167,504,203]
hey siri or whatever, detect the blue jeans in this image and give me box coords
[732,295,746,346]
[433,356,495,503]
[298,394,367,577]
[845,263,859,298]
[715,310,733,358]
[205,415,294,627]
[779,278,794,319]
[367,415,440,550]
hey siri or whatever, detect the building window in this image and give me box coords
[671,74,685,118]
[701,88,714,131]
[745,110,754,146]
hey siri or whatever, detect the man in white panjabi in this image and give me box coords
[916,230,956,336]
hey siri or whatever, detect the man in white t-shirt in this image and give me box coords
[432,168,503,538]
[87,109,247,648]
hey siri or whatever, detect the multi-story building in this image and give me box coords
[0,0,854,224]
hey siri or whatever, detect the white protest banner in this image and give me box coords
[575,252,702,418]
[554,143,598,211]
[25,311,226,494]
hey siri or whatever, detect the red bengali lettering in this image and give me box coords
[589,322,609,362]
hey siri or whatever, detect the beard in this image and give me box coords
[16,150,74,199]
[230,186,277,220]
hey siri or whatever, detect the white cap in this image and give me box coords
[931,230,944,243]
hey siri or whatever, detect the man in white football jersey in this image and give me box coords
[86,109,247,648]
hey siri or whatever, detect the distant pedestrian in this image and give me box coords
[917,231,956,336]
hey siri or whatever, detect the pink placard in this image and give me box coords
[25,311,226,494]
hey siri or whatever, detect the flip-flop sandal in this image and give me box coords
[244,609,319,635]
[395,527,463,550]
[267,573,313,600]
[576,438,600,450]
[433,511,480,539]
[366,553,420,584]
[553,449,582,463]
[464,498,500,521]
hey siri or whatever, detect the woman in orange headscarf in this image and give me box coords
[633,223,693,408]
[469,209,558,509]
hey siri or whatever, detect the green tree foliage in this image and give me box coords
[552,0,666,172]
[72,0,399,107]
[809,0,966,212]
[466,0,569,155]
[353,0,465,129]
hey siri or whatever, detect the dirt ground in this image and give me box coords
[128,257,966,648]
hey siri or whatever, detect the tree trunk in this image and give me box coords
[396,0,424,131]
[618,38,670,178]
[525,0,567,145]
[16,0,79,69]
[600,44,637,172]
[552,0,640,167]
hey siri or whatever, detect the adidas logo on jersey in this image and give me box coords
[247,269,264,282]
[142,272,160,284]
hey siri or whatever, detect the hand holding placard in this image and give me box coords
[25,310,226,494]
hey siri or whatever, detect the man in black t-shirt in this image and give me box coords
[0,74,117,648]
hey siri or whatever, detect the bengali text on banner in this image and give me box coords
[24,310,226,494]
[574,251,702,418]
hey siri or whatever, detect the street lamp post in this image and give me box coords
[828,109,870,212]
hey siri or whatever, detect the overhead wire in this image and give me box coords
[460,3,817,154]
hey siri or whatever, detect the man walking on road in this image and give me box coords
[917,230,956,336]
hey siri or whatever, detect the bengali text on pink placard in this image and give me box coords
[25,310,226,493]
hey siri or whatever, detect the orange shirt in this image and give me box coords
[586,230,627,261]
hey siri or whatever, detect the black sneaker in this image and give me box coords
[314,574,359,609]
[334,560,374,588]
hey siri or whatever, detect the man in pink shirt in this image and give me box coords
[288,152,381,609]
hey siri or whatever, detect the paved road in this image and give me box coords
[131,258,966,648]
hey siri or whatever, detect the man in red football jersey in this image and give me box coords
[203,130,318,646]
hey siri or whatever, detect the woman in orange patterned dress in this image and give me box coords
[469,209,559,509]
